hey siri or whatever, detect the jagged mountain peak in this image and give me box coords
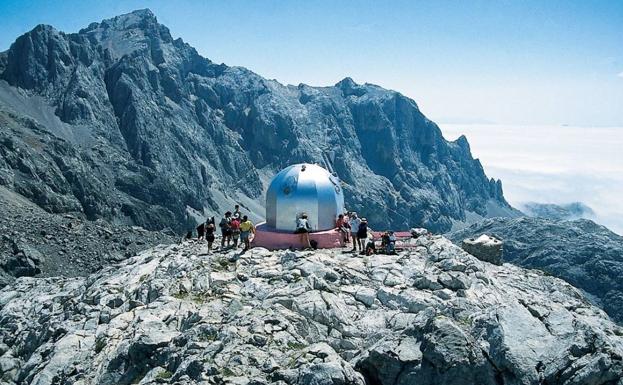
[335,77,364,97]
[82,8,159,33]
[336,76,358,88]
[0,9,519,234]
[27,23,61,35]
[77,8,176,61]
[454,134,471,151]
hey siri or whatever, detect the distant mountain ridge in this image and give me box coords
[0,9,516,233]
[521,202,595,221]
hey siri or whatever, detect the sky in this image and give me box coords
[441,124,623,235]
[0,0,622,126]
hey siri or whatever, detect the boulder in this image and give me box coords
[461,234,503,265]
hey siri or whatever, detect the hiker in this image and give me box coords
[295,212,312,249]
[350,212,361,252]
[343,212,351,243]
[219,211,232,248]
[239,215,255,251]
[357,218,369,254]
[230,215,241,247]
[381,231,396,254]
[365,234,376,256]
[387,231,396,254]
[336,214,349,246]
[196,220,206,241]
[233,204,242,220]
[205,217,216,251]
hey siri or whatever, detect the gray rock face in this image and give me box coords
[0,9,517,234]
[450,217,623,324]
[1,236,622,384]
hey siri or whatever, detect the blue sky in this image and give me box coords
[0,0,622,125]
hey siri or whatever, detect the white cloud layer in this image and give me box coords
[440,124,623,235]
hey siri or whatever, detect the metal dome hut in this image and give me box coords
[252,163,346,250]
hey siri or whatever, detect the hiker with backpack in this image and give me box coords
[205,217,216,251]
[219,211,233,248]
[239,215,255,251]
[196,221,206,241]
[230,215,241,248]
[357,218,369,254]
[294,212,313,249]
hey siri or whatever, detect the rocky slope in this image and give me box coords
[0,184,175,288]
[1,236,623,385]
[0,9,516,234]
[449,217,623,324]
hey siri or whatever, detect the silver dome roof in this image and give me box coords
[266,163,345,232]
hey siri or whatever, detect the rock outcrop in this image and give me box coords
[461,234,503,265]
[1,236,622,384]
[450,217,623,324]
[0,9,517,234]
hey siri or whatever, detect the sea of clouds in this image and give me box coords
[440,124,623,235]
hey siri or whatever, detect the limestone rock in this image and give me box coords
[461,234,503,265]
[1,235,622,384]
[450,217,623,323]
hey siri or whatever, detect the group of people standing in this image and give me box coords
[293,210,383,254]
[336,211,371,254]
[336,212,398,255]
[194,205,394,255]
[196,204,255,252]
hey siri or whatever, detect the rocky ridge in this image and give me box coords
[0,9,516,234]
[1,236,622,384]
[449,217,623,324]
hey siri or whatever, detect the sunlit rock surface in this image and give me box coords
[450,217,623,324]
[1,235,622,384]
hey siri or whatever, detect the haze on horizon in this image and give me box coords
[0,0,622,127]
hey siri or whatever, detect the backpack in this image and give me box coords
[230,219,240,231]
[219,218,230,229]
[358,223,368,237]
[296,218,308,230]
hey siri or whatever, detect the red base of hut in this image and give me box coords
[251,222,344,250]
